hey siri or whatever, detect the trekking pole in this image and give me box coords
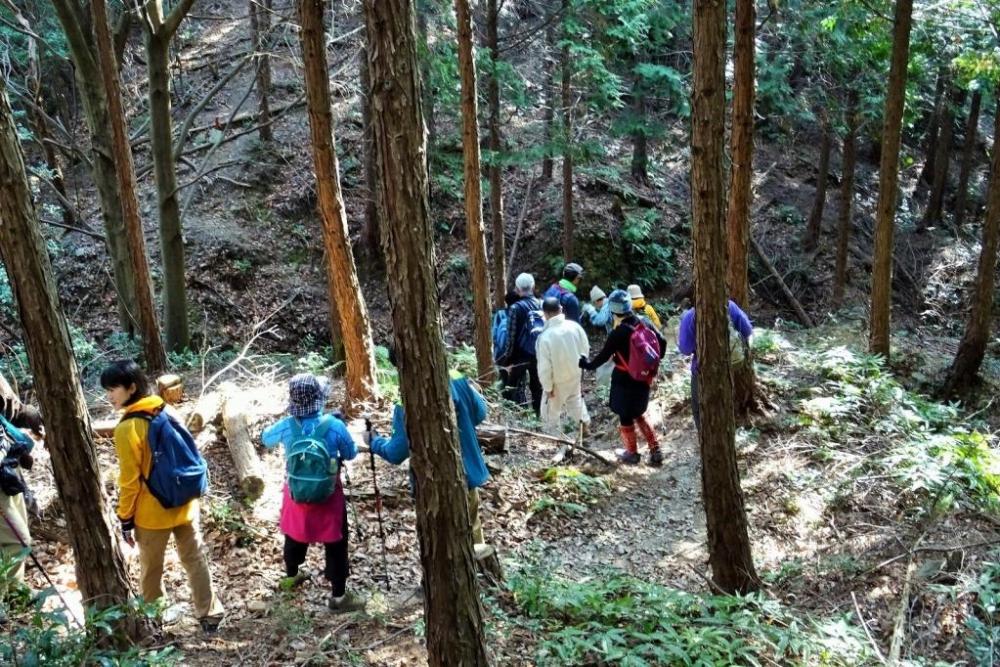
[339,456,364,542]
[0,504,84,629]
[365,419,390,591]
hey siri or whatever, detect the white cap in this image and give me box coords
[515,273,535,293]
[627,284,644,300]
[590,286,607,302]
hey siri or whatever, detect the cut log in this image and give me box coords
[92,418,118,439]
[157,374,183,404]
[750,235,815,327]
[187,392,224,434]
[221,393,265,502]
[476,423,507,454]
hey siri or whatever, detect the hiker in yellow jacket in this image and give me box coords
[627,284,662,330]
[102,360,224,632]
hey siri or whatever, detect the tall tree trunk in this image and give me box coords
[942,98,1000,396]
[630,66,648,183]
[803,110,831,251]
[363,2,490,664]
[454,0,495,383]
[954,88,982,229]
[417,8,436,154]
[299,0,378,404]
[833,94,859,307]
[50,0,139,334]
[560,0,574,261]
[726,0,755,309]
[920,85,964,230]
[92,0,167,373]
[541,14,555,181]
[360,45,380,258]
[486,0,506,308]
[917,66,947,193]
[249,0,273,142]
[141,0,195,352]
[726,0,759,418]
[869,0,914,358]
[0,79,135,616]
[691,0,759,595]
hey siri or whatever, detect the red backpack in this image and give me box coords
[615,320,662,384]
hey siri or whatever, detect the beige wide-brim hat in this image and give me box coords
[627,284,644,300]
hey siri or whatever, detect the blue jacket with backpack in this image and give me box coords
[544,280,582,323]
[497,295,542,364]
[370,376,490,490]
[262,412,358,497]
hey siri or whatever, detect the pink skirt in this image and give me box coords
[279,481,346,544]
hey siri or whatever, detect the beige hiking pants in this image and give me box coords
[134,520,224,620]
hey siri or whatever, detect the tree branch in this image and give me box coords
[40,218,106,240]
[172,55,252,160]
[162,0,196,37]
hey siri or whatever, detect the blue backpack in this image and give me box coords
[127,409,208,509]
[519,308,545,356]
[492,309,509,361]
[286,417,337,504]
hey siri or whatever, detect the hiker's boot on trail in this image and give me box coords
[199,615,223,634]
[278,569,311,591]
[616,425,640,465]
[635,416,660,450]
[647,448,664,467]
[328,591,366,614]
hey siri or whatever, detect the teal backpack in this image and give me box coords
[286,417,338,503]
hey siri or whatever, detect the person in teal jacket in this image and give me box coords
[367,349,491,548]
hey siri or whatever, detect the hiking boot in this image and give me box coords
[647,449,664,467]
[278,570,311,591]
[199,615,223,633]
[328,591,366,614]
[616,449,640,465]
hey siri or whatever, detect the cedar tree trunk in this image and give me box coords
[360,45,380,258]
[954,88,982,229]
[803,110,831,251]
[486,0,507,308]
[921,85,964,230]
[630,66,648,183]
[833,95,859,307]
[249,0,273,142]
[0,79,135,615]
[92,0,167,372]
[942,98,1000,395]
[560,0,574,261]
[691,0,760,595]
[363,2,490,664]
[917,66,947,193]
[299,0,378,404]
[541,14,555,181]
[869,0,914,358]
[455,0,496,382]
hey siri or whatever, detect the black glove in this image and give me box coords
[578,356,589,370]
[120,517,136,547]
[17,452,33,470]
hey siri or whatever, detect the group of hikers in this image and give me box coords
[493,261,753,466]
[0,262,753,631]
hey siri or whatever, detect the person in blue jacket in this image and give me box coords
[543,262,585,323]
[366,348,491,550]
[0,413,36,582]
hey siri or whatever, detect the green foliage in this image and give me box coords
[0,553,179,667]
[506,558,871,666]
[620,208,677,290]
[203,499,257,547]
[966,562,1000,666]
[374,345,400,403]
[796,347,1000,515]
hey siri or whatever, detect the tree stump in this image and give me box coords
[187,392,223,434]
[221,394,265,502]
[475,423,506,454]
[157,374,183,405]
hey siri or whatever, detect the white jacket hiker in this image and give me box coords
[536,301,591,434]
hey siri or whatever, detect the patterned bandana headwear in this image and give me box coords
[288,373,330,418]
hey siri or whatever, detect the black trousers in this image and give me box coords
[503,354,542,416]
[283,510,349,597]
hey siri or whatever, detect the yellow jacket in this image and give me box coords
[114,395,198,530]
[631,298,662,330]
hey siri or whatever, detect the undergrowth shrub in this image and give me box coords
[505,557,870,666]
[796,347,1000,514]
[964,562,1000,666]
[0,552,178,666]
[527,467,611,521]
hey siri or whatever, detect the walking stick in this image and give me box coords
[0,503,83,628]
[365,419,390,591]
[339,456,364,542]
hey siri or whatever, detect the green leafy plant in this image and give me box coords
[966,562,1000,666]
